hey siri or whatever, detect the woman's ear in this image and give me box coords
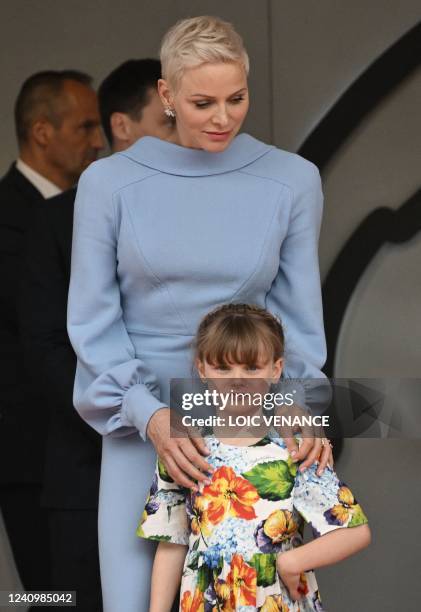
[157,78,173,108]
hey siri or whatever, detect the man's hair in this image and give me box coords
[98,58,162,146]
[14,70,92,145]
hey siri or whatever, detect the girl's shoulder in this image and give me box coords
[203,431,291,467]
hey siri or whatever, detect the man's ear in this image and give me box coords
[110,112,131,143]
[32,119,54,147]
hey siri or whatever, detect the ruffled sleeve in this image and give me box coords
[67,162,167,441]
[293,463,369,538]
[136,457,190,545]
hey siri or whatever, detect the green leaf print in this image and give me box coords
[135,523,145,538]
[187,551,199,571]
[242,460,295,500]
[251,436,272,446]
[158,458,174,483]
[286,455,297,478]
[197,563,212,592]
[249,553,277,587]
[166,495,185,522]
[348,505,368,528]
[139,533,171,542]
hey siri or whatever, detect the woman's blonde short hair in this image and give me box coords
[160,16,249,91]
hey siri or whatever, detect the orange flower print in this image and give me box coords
[181,587,205,612]
[324,484,365,526]
[214,580,235,612]
[263,509,298,543]
[260,595,290,611]
[190,495,212,537]
[203,466,259,525]
[227,553,257,608]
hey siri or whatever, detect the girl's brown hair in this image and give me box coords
[195,303,284,367]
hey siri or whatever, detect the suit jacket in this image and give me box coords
[19,188,101,508]
[0,164,47,484]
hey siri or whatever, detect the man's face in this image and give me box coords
[125,89,174,146]
[46,80,104,185]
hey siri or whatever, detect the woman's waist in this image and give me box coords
[126,327,195,338]
[127,327,195,342]
[127,327,195,357]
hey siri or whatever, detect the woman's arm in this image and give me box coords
[266,160,332,471]
[150,542,187,612]
[67,161,212,487]
[67,161,167,440]
[277,524,371,600]
[266,162,325,380]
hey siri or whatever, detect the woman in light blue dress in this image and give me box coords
[67,16,332,612]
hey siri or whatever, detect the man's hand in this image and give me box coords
[146,408,214,491]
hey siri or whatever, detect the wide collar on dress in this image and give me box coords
[119,132,273,177]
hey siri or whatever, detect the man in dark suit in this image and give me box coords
[19,59,174,611]
[0,70,103,602]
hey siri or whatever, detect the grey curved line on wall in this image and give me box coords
[298,22,421,173]
[296,21,421,377]
[322,188,421,377]
[295,22,421,451]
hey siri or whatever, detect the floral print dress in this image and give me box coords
[137,432,368,611]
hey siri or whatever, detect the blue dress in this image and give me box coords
[67,133,326,612]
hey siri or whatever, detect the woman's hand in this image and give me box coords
[276,404,333,476]
[286,435,334,476]
[146,408,214,490]
[276,550,305,602]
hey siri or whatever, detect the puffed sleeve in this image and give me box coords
[67,163,167,441]
[293,463,368,538]
[266,163,326,381]
[136,457,189,545]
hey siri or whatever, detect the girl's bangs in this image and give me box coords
[203,319,274,366]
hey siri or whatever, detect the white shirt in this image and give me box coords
[16,159,62,199]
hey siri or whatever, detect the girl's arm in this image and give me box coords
[277,524,371,600]
[150,542,188,612]
[281,461,371,600]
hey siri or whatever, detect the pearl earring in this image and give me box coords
[164,107,176,118]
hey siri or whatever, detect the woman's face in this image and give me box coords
[159,61,249,152]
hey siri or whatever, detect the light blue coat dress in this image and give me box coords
[67,133,326,611]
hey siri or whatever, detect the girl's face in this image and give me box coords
[197,357,283,382]
[197,355,283,413]
[158,61,249,152]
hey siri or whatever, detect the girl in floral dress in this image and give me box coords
[137,304,371,611]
